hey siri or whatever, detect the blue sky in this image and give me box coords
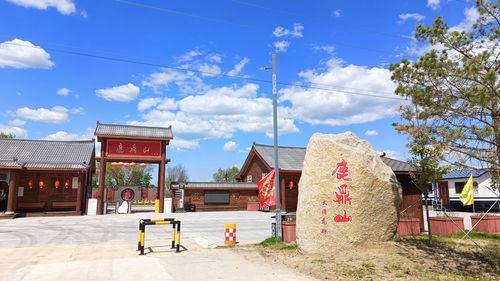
[0,0,478,181]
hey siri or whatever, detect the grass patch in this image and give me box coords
[259,237,297,250]
[402,232,500,276]
[405,232,500,243]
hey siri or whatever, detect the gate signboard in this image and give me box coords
[106,140,162,159]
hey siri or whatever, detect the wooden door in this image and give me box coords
[438,181,450,204]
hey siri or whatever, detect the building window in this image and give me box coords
[204,190,230,204]
[246,175,252,182]
[454,182,466,194]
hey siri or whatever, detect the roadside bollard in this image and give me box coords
[137,218,181,255]
[224,223,236,246]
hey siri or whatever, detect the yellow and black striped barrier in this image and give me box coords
[137,218,181,255]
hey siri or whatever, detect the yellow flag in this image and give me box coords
[459,175,474,206]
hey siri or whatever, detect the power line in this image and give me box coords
[114,0,254,29]
[112,0,406,56]
[2,41,406,101]
[0,30,401,94]
[226,0,298,17]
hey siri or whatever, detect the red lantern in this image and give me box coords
[130,162,136,168]
[54,179,60,189]
[289,181,294,189]
[64,179,71,188]
[38,179,44,189]
[140,163,147,170]
[123,162,130,167]
[28,179,34,189]
[111,162,121,167]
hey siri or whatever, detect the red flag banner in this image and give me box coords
[258,169,276,208]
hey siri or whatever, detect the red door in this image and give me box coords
[438,181,450,204]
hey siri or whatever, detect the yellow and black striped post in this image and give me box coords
[137,218,181,255]
[138,220,146,254]
[175,221,181,252]
[171,222,176,249]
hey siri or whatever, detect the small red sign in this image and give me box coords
[106,140,162,159]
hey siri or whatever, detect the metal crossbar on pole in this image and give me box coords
[462,198,500,239]
[137,218,181,255]
[439,211,483,250]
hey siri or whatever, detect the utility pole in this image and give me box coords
[260,53,282,240]
[272,53,282,241]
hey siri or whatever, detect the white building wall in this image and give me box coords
[447,172,499,201]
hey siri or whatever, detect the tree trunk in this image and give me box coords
[492,113,500,190]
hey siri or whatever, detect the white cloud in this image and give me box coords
[42,131,88,141]
[169,138,200,151]
[42,128,94,143]
[364,130,379,136]
[131,83,298,142]
[15,106,69,123]
[274,41,290,53]
[138,97,177,111]
[198,64,222,77]
[206,53,222,63]
[157,98,177,111]
[8,119,26,126]
[175,50,202,62]
[57,87,71,96]
[7,0,76,14]
[142,68,205,94]
[138,98,160,111]
[70,107,84,114]
[81,10,88,19]
[0,124,27,138]
[223,141,238,151]
[332,10,341,17]
[273,23,304,38]
[403,7,480,57]
[227,57,250,76]
[143,69,190,89]
[427,0,440,10]
[0,38,54,69]
[312,45,335,55]
[450,7,480,32]
[96,83,140,102]
[279,59,402,126]
[398,13,425,24]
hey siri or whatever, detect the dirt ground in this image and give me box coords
[236,234,500,281]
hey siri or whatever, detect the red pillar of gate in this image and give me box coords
[97,142,107,215]
[6,172,16,214]
[158,141,166,213]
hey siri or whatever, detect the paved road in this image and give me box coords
[0,211,274,248]
[0,211,316,281]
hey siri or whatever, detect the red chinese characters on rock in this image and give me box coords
[332,159,352,223]
[331,159,352,181]
[320,200,328,235]
[335,184,352,205]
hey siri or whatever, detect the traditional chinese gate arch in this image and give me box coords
[95,122,173,214]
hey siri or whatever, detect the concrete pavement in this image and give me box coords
[0,211,275,248]
[0,211,316,281]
